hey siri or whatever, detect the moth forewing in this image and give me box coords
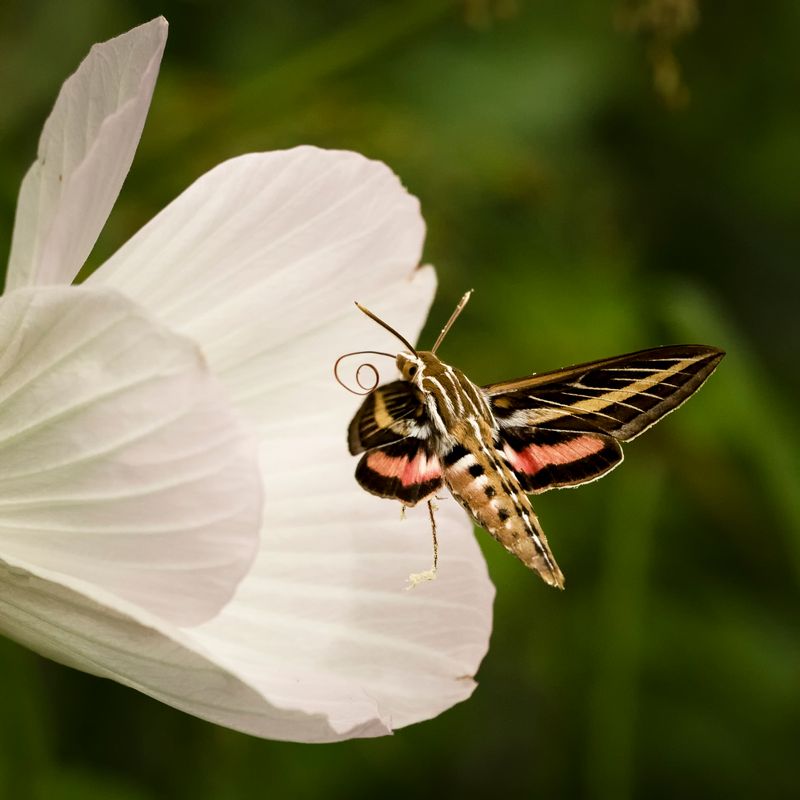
[485,345,725,442]
[482,344,722,395]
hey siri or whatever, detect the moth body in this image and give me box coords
[365,349,565,587]
[343,295,724,588]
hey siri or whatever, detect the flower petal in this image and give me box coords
[6,18,167,290]
[0,285,261,626]
[0,554,380,742]
[90,147,494,737]
[90,146,427,424]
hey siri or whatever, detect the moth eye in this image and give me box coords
[408,365,418,377]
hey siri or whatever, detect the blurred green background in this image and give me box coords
[1,0,798,798]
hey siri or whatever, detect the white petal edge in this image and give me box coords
[6,18,167,290]
[90,146,427,427]
[0,285,261,626]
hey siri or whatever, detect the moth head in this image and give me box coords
[335,292,473,396]
[398,351,449,386]
[396,351,424,384]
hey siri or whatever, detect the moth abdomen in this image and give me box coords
[443,444,565,588]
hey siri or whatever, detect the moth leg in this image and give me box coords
[406,500,439,589]
[400,504,407,521]
[429,499,439,572]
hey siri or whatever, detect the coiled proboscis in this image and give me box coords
[333,350,396,395]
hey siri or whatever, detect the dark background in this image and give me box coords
[1,1,798,798]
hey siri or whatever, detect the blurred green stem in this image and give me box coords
[584,463,664,800]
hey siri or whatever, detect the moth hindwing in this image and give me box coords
[339,294,724,588]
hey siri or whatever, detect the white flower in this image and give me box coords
[0,18,494,742]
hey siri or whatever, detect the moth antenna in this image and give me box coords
[334,350,396,395]
[431,289,473,354]
[354,302,418,355]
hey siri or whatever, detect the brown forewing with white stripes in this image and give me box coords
[341,294,724,588]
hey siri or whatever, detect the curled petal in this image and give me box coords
[7,18,167,290]
[0,286,261,625]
